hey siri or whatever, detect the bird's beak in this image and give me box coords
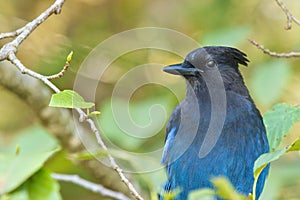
[163,63,202,76]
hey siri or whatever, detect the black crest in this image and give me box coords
[203,46,249,68]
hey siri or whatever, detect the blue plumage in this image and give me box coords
[161,47,269,199]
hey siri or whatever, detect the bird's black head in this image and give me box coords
[164,46,249,77]
[163,46,250,93]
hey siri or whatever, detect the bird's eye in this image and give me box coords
[207,60,216,68]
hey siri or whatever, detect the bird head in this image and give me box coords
[163,46,250,93]
[163,46,249,96]
[164,46,249,76]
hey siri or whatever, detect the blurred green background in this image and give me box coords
[1,0,300,199]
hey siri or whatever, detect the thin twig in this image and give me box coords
[7,48,143,200]
[85,117,143,200]
[52,173,131,200]
[0,27,26,40]
[8,53,60,92]
[46,61,70,79]
[0,1,144,199]
[9,52,143,199]
[275,0,300,30]
[248,39,300,58]
[0,62,131,196]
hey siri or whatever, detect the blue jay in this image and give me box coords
[161,46,269,199]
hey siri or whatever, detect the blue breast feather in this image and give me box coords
[161,93,269,200]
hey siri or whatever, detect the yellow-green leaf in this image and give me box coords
[287,137,300,152]
[161,188,181,200]
[66,51,73,63]
[87,111,101,117]
[49,90,94,109]
[252,137,300,199]
[211,177,248,200]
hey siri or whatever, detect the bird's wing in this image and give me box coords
[161,105,181,165]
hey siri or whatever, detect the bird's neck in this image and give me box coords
[185,77,217,104]
[185,77,206,97]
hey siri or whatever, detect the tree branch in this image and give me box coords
[52,173,131,200]
[248,39,300,58]
[8,53,61,92]
[6,52,143,200]
[46,60,70,80]
[249,0,300,58]
[0,0,65,61]
[275,0,300,30]
[0,1,144,199]
[0,27,25,40]
[0,62,131,196]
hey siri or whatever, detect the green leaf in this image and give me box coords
[188,188,215,200]
[253,103,300,198]
[0,126,60,194]
[253,148,287,178]
[49,90,94,109]
[2,169,61,200]
[211,177,248,200]
[27,169,61,200]
[252,148,287,199]
[263,103,300,151]
[252,137,300,199]
[250,60,291,106]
